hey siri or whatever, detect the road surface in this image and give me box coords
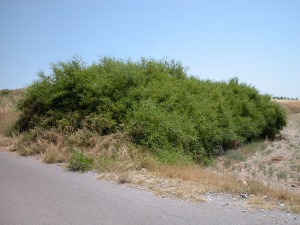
[0,151,298,225]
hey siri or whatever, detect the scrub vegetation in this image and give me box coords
[1,57,299,213]
[14,57,286,164]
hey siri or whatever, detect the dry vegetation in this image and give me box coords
[274,99,300,115]
[0,89,22,150]
[1,89,299,213]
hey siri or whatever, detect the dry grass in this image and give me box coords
[145,157,300,211]
[14,128,142,171]
[0,109,18,134]
[0,89,23,150]
[42,143,70,163]
[276,100,300,114]
[152,165,261,194]
[97,163,300,212]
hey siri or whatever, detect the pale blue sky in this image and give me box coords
[0,0,299,98]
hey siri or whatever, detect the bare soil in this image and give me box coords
[216,113,300,195]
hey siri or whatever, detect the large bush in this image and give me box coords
[16,57,287,162]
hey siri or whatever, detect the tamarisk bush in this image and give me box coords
[15,57,286,163]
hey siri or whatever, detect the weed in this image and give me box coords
[43,145,69,163]
[68,149,93,172]
[153,148,195,166]
[223,159,232,169]
[258,143,267,151]
[243,162,251,171]
[259,162,266,172]
[66,129,96,148]
[268,166,274,177]
[289,143,296,149]
[277,171,287,181]
[117,172,131,184]
[263,149,272,155]
[94,153,119,172]
[225,150,246,161]
[239,143,258,155]
[290,164,299,172]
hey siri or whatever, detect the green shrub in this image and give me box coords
[68,149,93,171]
[153,148,195,166]
[15,57,287,164]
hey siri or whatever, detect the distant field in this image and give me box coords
[275,100,300,114]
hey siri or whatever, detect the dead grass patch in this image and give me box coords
[0,108,19,135]
[150,165,247,194]
[276,100,300,114]
[117,172,131,184]
[97,163,300,213]
[127,164,300,213]
[42,144,70,163]
[0,89,23,150]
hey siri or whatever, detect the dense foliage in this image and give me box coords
[16,57,287,162]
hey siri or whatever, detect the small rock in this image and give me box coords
[161,195,166,198]
[240,193,248,199]
[241,179,247,185]
[263,195,268,199]
[242,210,246,212]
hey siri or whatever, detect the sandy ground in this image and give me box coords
[217,113,300,195]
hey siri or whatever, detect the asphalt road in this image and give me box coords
[0,151,299,225]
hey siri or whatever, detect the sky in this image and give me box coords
[0,0,299,98]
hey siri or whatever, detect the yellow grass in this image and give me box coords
[0,89,23,149]
[137,164,300,213]
[275,100,300,114]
